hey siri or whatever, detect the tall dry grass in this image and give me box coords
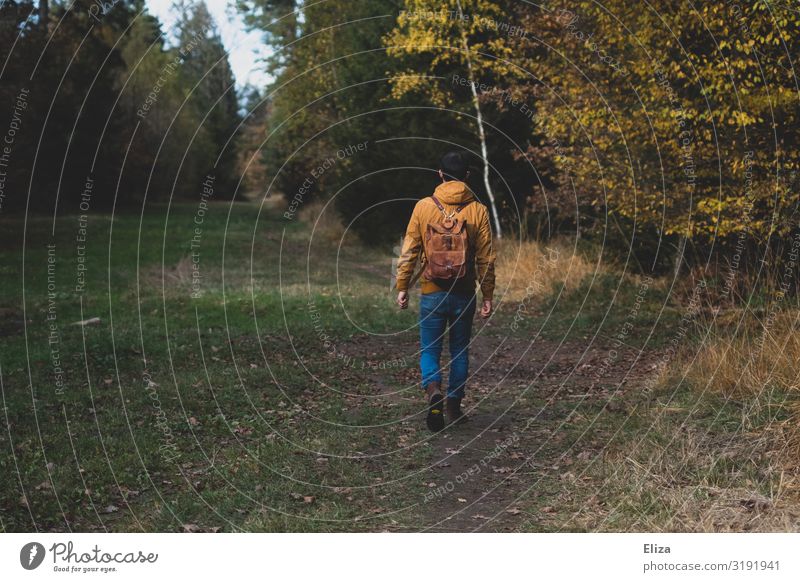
[299,200,345,242]
[590,421,797,531]
[574,309,800,531]
[683,310,800,400]
[494,239,595,302]
[671,308,800,494]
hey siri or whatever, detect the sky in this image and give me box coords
[145,0,272,89]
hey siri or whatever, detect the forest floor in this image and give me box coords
[1,200,799,532]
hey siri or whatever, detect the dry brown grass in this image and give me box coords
[547,398,800,532]
[598,307,800,531]
[554,305,800,532]
[679,309,800,475]
[299,200,345,243]
[494,239,595,302]
[141,255,196,293]
[684,310,800,399]
[593,421,800,532]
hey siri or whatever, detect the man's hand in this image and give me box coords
[480,298,492,318]
[397,291,409,310]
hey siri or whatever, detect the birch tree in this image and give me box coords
[386,0,524,238]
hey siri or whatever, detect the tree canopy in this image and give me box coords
[3,0,799,273]
[0,0,240,214]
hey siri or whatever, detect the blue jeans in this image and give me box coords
[419,292,476,399]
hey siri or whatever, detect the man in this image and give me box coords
[395,151,496,432]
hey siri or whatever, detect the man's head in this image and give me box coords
[439,151,469,182]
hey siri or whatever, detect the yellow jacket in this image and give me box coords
[396,181,496,299]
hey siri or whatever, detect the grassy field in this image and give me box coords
[1,200,798,532]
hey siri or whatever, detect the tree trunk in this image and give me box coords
[455,0,503,238]
[39,0,48,28]
[673,234,687,279]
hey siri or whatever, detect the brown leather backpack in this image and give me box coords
[422,195,474,282]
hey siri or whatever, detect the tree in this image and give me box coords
[38,0,47,28]
[236,86,271,196]
[510,1,800,267]
[174,1,241,198]
[236,0,297,44]
[386,0,526,238]
[0,0,145,213]
[0,0,242,212]
[115,6,206,203]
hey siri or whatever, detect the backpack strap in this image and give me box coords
[431,195,445,212]
[456,199,474,213]
[431,195,473,218]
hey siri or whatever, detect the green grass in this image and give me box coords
[533,271,681,347]
[2,202,796,532]
[0,201,426,532]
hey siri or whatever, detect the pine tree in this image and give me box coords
[174,1,241,198]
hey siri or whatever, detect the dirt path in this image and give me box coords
[414,333,655,532]
[348,320,661,532]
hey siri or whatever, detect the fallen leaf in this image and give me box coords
[740,495,772,512]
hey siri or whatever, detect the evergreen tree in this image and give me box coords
[174,0,241,198]
[236,85,271,196]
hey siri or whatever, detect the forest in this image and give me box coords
[4,0,798,268]
[2,0,800,534]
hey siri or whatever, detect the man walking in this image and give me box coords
[396,152,496,432]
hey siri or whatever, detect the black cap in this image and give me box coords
[439,151,468,181]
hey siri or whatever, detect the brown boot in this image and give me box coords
[425,381,444,432]
[446,397,467,425]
